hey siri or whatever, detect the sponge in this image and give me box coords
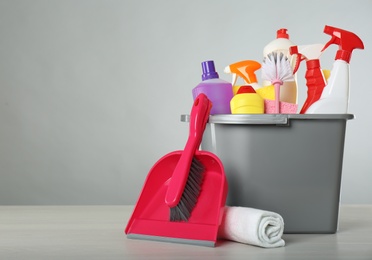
[264,99,298,114]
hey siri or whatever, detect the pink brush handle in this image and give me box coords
[272,80,283,114]
[165,94,212,208]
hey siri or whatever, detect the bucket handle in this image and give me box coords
[181,114,289,126]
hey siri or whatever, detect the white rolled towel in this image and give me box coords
[218,206,285,248]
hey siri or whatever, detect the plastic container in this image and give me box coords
[304,25,364,114]
[181,113,353,233]
[289,44,326,114]
[192,60,233,115]
[263,28,298,104]
[230,86,264,114]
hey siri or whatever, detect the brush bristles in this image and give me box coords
[262,52,294,82]
[170,157,205,222]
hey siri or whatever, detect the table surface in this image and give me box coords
[0,205,371,260]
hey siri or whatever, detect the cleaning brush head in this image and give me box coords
[262,52,294,83]
[170,157,205,222]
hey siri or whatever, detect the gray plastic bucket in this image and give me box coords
[181,114,353,233]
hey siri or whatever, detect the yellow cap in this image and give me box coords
[230,93,264,114]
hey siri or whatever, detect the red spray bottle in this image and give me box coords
[289,44,326,114]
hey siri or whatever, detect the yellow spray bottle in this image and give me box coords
[224,60,261,95]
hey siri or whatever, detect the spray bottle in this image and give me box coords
[263,28,298,104]
[289,44,326,114]
[192,60,233,115]
[224,60,261,94]
[305,25,364,114]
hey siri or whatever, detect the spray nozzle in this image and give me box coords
[289,46,305,74]
[289,44,325,74]
[321,25,364,63]
[224,60,261,86]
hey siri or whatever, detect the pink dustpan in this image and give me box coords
[125,94,228,247]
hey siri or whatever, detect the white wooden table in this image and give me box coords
[1,205,371,259]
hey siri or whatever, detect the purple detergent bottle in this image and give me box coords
[192,60,233,114]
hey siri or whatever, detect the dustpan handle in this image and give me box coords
[165,94,212,208]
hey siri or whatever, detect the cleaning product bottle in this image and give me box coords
[262,28,298,104]
[224,60,261,95]
[230,85,264,114]
[305,25,364,114]
[192,60,233,115]
[289,44,327,114]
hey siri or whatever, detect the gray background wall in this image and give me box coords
[0,0,371,205]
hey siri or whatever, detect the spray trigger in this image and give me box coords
[289,46,305,74]
[321,35,340,52]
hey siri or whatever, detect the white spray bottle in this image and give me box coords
[305,25,364,114]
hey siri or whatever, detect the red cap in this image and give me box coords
[277,28,289,39]
[237,85,256,94]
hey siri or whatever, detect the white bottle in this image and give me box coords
[305,60,349,113]
[262,28,298,104]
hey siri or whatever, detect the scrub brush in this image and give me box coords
[165,94,212,221]
[261,52,294,113]
[169,157,205,221]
